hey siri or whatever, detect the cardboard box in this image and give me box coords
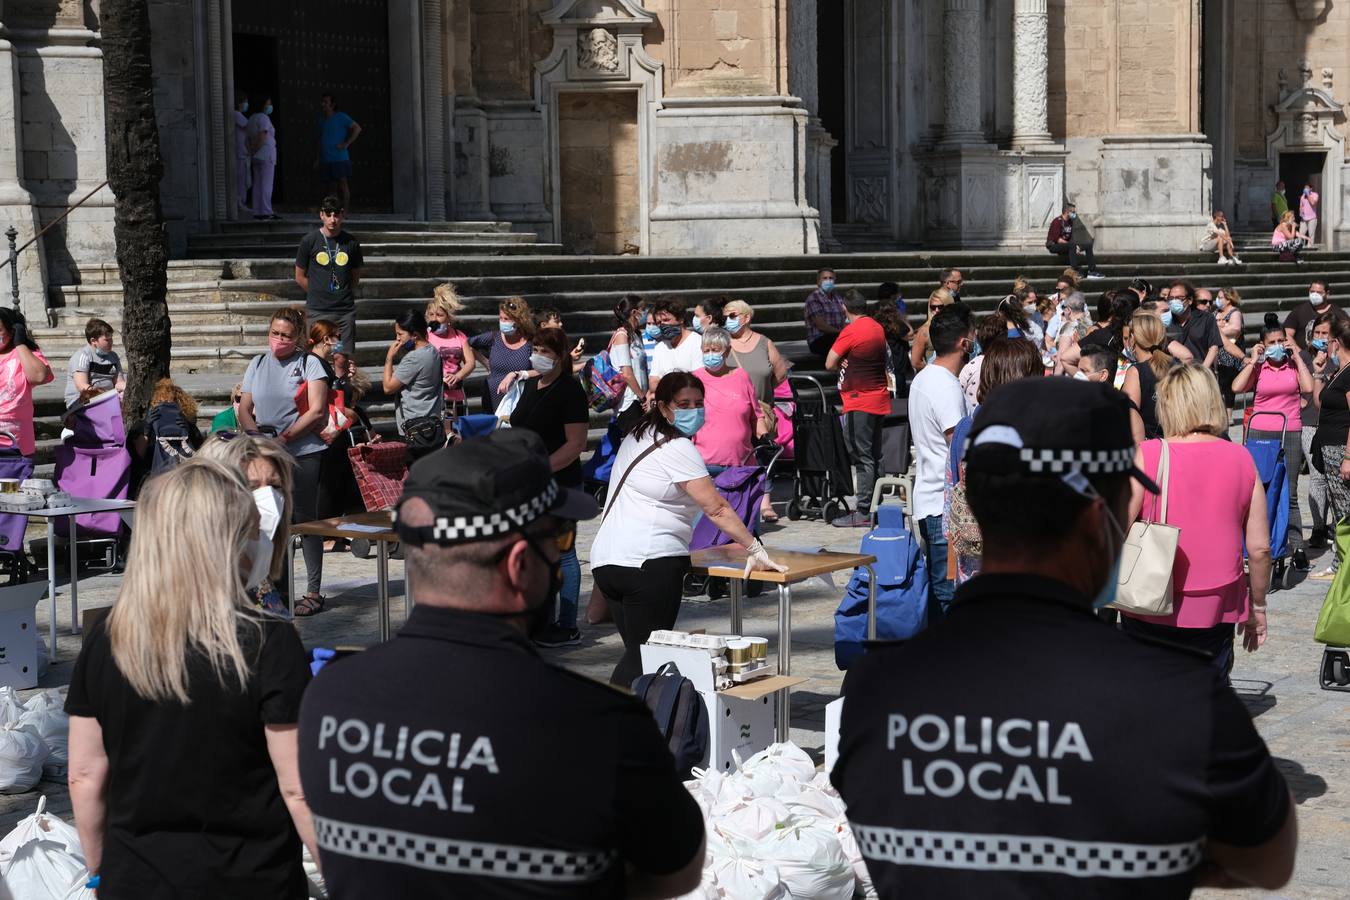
[824,696,844,774]
[640,643,807,773]
[0,583,45,690]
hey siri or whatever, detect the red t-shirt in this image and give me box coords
[831,317,891,416]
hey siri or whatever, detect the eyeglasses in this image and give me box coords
[214,429,273,442]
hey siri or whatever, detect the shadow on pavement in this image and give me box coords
[1273,757,1327,804]
[1232,678,1278,717]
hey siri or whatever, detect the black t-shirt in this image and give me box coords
[510,375,590,487]
[295,229,364,312]
[1283,301,1347,351]
[832,575,1290,900]
[297,607,704,899]
[1173,310,1222,361]
[1315,364,1350,449]
[65,615,312,899]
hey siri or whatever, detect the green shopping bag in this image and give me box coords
[1314,522,1350,646]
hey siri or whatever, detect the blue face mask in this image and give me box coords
[692,319,705,335]
[1312,338,1328,352]
[702,353,724,369]
[820,279,836,293]
[265,104,274,116]
[1069,212,1078,221]
[1007,329,1023,339]
[402,339,416,353]
[1160,310,1173,327]
[643,323,661,340]
[725,316,743,334]
[1090,501,1127,609]
[432,322,450,337]
[971,340,982,358]
[1264,345,1288,363]
[672,407,705,437]
[241,101,249,113]
[1168,299,1186,317]
[1333,354,1342,369]
[499,320,516,335]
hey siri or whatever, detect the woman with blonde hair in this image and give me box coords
[425,282,476,418]
[469,295,535,409]
[1122,311,1176,442]
[1271,209,1305,262]
[1123,364,1271,677]
[1214,286,1245,407]
[65,459,316,897]
[909,287,956,372]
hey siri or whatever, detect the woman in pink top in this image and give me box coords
[1271,210,1304,262]
[424,283,477,418]
[1232,325,1313,569]
[1124,365,1271,677]
[0,308,53,455]
[692,328,767,469]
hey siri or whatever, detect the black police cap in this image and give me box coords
[394,430,598,547]
[964,378,1160,494]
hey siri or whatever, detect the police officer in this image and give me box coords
[298,430,706,898]
[833,378,1296,898]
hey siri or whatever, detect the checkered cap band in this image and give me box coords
[853,825,1204,879]
[314,816,617,882]
[1019,447,1136,475]
[395,481,559,544]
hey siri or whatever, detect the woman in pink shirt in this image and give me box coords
[0,308,53,455]
[424,283,477,418]
[1232,325,1313,569]
[1124,365,1271,678]
[692,328,767,469]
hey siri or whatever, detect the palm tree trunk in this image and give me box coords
[101,0,170,422]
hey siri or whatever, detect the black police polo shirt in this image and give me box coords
[298,605,704,899]
[832,574,1290,899]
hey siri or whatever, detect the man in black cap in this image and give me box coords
[297,430,706,899]
[833,378,1296,898]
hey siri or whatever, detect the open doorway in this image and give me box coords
[816,4,847,224]
[1278,152,1324,230]
[232,34,282,207]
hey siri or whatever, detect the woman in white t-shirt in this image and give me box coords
[246,96,278,219]
[606,295,648,435]
[590,372,786,685]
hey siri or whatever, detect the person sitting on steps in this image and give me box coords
[1046,202,1105,280]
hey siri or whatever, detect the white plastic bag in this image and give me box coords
[755,821,855,900]
[0,796,87,900]
[303,845,328,899]
[717,797,792,843]
[0,724,48,793]
[737,743,817,785]
[18,691,69,779]
[60,876,96,900]
[0,689,24,728]
[708,831,788,900]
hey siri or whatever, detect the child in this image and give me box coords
[425,282,476,418]
[64,318,126,409]
[534,307,587,373]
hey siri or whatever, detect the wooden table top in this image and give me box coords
[292,511,398,541]
[689,546,876,584]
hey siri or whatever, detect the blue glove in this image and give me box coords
[310,647,337,676]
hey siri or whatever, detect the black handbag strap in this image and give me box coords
[601,436,671,524]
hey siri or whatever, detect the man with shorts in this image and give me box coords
[295,196,364,352]
[315,93,361,210]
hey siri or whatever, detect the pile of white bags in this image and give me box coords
[0,796,94,900]
[680,742,872,900]
[0,688,69,790]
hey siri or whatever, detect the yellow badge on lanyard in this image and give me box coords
[315,251,331,266]
[335,251,350,267]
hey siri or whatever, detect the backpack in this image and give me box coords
[144,402,196,474]
[834,505,929,669]
[582,349,629,412]
[631,662,709,777]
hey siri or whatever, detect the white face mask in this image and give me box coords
[1310,292,1325,306]
[253,486,284,540]
[1073,370,1091,381]
[530,353,556,374]
[245,533,273,589]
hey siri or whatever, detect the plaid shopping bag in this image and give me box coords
[347,441,410,512]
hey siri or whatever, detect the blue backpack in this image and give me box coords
[834,505,929,669]
[631,662,709,778]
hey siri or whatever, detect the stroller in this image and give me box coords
[1244,411,1294,590]
[53,391,131,572]
[784,375,854,523]
[0,432,34,584]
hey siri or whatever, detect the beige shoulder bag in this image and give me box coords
[1110,440,1179,616]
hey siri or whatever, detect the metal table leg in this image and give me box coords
[286,535,297,618]
[729,577,744,635]
[376,540,391,642]
[865,565,878,640]
[776,583,792,742]
[67,514,79,633]
[46,520,57,654]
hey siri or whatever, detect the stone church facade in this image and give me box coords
[0,0,1347,306]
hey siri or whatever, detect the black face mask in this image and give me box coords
[481,532,560,632]
[657,324,683,344]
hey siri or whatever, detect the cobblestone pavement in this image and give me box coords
[4,495,1347,897]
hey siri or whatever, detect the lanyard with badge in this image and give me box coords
[314,236,348,292]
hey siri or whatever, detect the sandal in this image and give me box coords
[294,593,326,617]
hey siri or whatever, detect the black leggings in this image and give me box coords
[593,556,691,686]
[292,452,325,595]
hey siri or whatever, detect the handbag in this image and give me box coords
[1110,440,1179,616]
[401,415,445,451]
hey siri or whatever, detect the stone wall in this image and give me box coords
[558,91,639,254]
[149,0,202,242]
[642,0,785,98]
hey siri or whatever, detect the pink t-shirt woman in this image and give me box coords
[1250,358,1302,430]
[0,345,50,455]
[1126,438,1257,628]
[426,326,469,403]
[693,366,760,467]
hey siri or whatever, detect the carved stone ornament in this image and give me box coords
[852,177,888,224]
[1324,68,1335,91]
[1287,0,1333,22]
[577,28,620,72]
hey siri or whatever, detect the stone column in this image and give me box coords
[942,0,985,145]
[1011,0,1053,148]
[0,6,46,315]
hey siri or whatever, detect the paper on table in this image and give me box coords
[338,523,388,534]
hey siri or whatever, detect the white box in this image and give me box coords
[0,583,45,690]
[640,644,805,773]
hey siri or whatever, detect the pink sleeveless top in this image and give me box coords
[1128,439,1256,628]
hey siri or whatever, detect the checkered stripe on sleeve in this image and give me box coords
[314,816,617,882]
[1019,447,1136,475]
[853,826,1204,879]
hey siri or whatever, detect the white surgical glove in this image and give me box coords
[744,539,789,579]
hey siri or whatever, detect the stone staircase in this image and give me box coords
[28,217,1350,471]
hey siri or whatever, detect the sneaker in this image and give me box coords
[1232,256,1244,265]
[1217,257,1231,266]
[533,626,582,648]
[1086,270,1106,280]
[831,511,871,528]
[1293,548,1311,571]
[1310,565,1338,581]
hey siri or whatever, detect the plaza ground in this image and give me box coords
[2,486,1347,898]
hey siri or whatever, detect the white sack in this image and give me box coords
[0,724,48,793]
[755,821,854,900]
[0,796,86,900]
[18,691,69,779]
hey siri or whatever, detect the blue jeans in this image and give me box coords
[555,547,581,630]
[920,515,955,618]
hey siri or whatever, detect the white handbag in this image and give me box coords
[1111,440,1179,616]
